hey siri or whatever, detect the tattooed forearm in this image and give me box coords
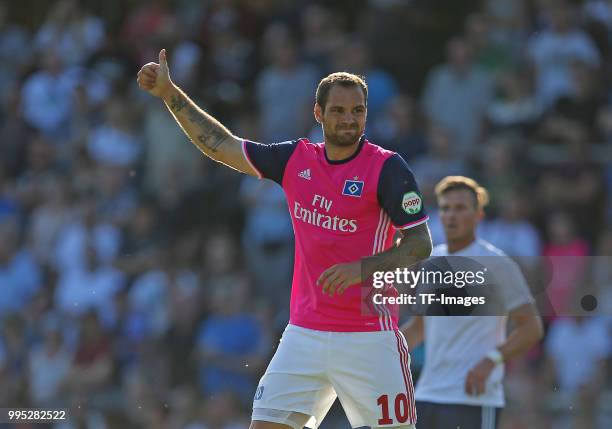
[186,106,230,153]
[159,84,256,175]
[196,132,227,153]
[169,94,188,112]
[363,223,432,277]
[162,86,235,159]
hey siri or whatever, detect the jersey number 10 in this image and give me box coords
[377,393,410,425]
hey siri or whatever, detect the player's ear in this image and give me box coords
[314,103,323,123]
[476,207,485,221]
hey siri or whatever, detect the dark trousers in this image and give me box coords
[416,401,500,429]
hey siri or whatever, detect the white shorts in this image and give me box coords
[252,324,416,429]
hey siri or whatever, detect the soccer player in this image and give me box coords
[137,50,432,429]
[401,176,543,429]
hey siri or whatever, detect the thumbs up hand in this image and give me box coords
[137,49,173,98]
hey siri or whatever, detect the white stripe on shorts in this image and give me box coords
[481,406,496,429]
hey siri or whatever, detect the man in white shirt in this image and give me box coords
[401,176,543,429]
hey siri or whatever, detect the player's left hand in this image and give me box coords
[317,262,362,297]
[465,357,496,396]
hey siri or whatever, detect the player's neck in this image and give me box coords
[447,235,477,254]
[324,138,362,162]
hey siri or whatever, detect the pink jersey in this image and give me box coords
[244,137,428,332]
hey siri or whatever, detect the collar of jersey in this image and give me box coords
[324,135,366,165]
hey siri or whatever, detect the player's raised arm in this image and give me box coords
[136,49,258,176]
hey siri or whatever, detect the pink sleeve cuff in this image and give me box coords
[396,216,429,230]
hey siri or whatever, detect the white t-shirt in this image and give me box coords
[415,239,534,407]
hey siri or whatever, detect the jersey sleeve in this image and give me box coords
[242,140,298,185]
[377,153,429,229]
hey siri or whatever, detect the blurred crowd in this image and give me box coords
[0,0,611,428]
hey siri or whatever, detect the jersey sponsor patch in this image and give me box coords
[342,179,364,197]
[402,192,422,214]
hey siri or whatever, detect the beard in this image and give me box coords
[323,124,364,147]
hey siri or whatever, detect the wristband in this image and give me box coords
[485,348,504,365]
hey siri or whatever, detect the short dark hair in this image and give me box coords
[316,72,368,112]
[435,176,489,209]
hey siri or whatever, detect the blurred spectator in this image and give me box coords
[15,135,61,215]
[411,124,468,191]
[411,124,468,247]
[544,316,611,428]
[121,0,176,64]
[527,0,601,107]
[61,312,114,403]
[195,274,268,403]
[96,165,138,227]
[478,139,525,212]
[0,3,31,95]
[27,176,74,266]
[87,96,142,168]
[542,212,590,316]
[591,229,612,314]
[184,391,250,429]
[0,218,42,317]
[27,313,72,407]
[256,26,318,142]
[115,198,163,277]
[464,11,514,72]
[547,61,605,143]
[163,384,202,429]
[596,104,612,145]
[0,168,20,222]
[479,189,542,257]
[55,243,125,328]
[422,36,493,155]
[0,315,30,406]
[534,157,606,245]
[300,4,345,70]
[0,85,32,178]
[207,29,255,106]
[239,175,293,324]
[485,69,542,137]
[201,228,239,278]
[34,0,105,67]
[0,2,32,82]
[53,196,122,274]
[484,0,531,65]
[20,51,75,141]
[126,247,198,342]
[332,38,399,122]
[371,94,428,161]
[123,340,172,427]
[142,99,203,195]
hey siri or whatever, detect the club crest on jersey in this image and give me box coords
[402,192,422,214]
[342,179,364,197]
